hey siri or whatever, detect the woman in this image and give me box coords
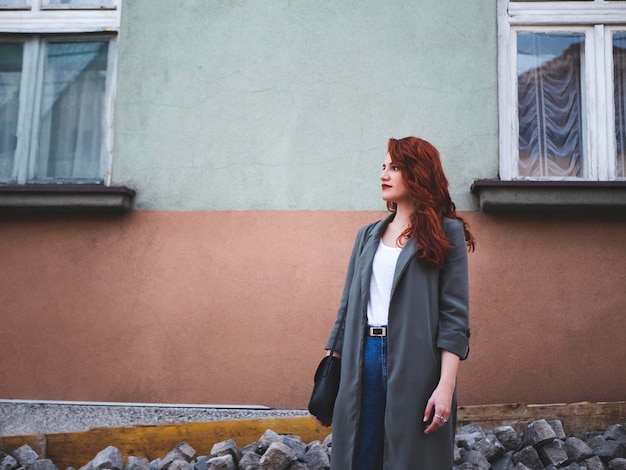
[320,136,475,470]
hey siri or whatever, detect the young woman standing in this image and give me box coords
[318,136,475,470]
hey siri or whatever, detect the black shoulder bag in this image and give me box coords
[307,310,345,427]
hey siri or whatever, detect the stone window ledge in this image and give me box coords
[470,179,626,212]
[0,185,136,213]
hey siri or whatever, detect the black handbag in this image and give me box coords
[308,309,346,427]
[308,353,341,426]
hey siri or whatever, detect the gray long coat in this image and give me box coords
[325,213,470,470]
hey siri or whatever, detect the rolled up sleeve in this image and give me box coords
[437,218,471,360]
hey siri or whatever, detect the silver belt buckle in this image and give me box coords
[369,326,387,337]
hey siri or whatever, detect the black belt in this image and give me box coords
[368,326,387,337]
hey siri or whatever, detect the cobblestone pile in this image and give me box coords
[454,420,626,470]
[1,421,624,470]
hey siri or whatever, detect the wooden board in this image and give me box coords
[6,417,330,469]
[1,402,624,469]
[457,401,626,435]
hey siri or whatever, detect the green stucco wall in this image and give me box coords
[113,0,498,211]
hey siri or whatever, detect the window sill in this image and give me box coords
[0,185,136,213]
[470,180,626,213]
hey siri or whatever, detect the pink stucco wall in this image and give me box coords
[0,211,624,408]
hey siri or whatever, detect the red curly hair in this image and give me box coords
[387,136,475,268]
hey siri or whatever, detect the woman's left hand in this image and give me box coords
[422,383,454,435]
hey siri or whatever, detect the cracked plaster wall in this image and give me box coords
[112,0,497,211]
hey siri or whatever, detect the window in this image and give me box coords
[497,0,626,181]
[0,0,119,185]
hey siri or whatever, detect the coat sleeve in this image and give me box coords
[324,222,374,353]
[437,218,471,360]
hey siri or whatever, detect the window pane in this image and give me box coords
[35,40,108,183]
[45,0,113,5]
[0,42,22,182]
[0,0,29,6]
[517,32,585,177]
[615,32,626,178]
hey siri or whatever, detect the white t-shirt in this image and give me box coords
[367,239,402,326]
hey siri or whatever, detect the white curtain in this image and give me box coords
[35,41,108,182]
[517,33,584,178]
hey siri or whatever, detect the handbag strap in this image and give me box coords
[327,309,347,357]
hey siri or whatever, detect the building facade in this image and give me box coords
[0,0,624,410]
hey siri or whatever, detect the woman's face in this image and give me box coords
[380,152,410,205]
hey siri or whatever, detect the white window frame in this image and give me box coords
[0,0,120,184]
[497,0,626,181]
[0,1,119,33]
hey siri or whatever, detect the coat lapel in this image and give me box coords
[391,239,418,300]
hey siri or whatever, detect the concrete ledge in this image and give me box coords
[0,400,307,436]
[471,180,626,213]
[0,185,136,213]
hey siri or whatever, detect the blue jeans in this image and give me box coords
[354,334,387,470]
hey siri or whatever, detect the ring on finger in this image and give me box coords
[435,414,448,424]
